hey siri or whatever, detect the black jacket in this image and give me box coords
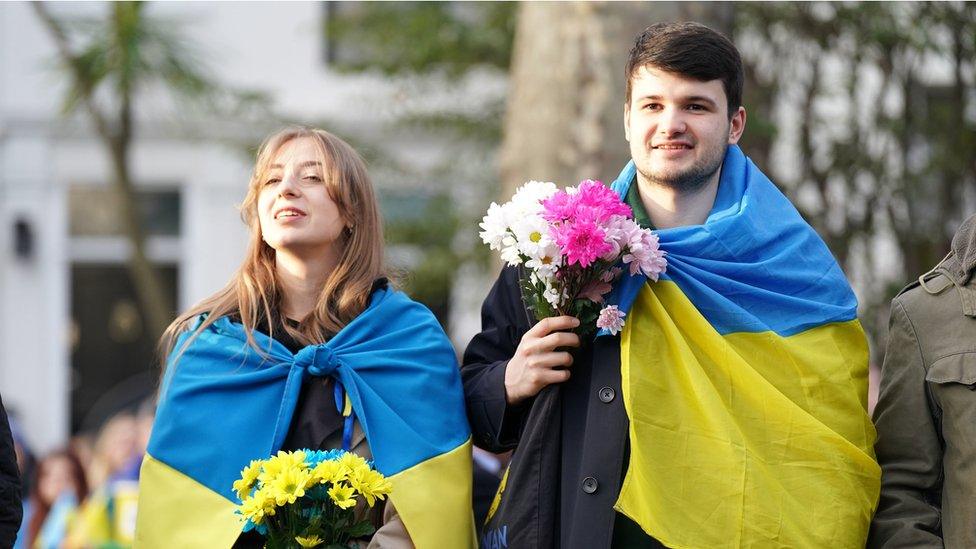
[462,266,663,548]
[0,394,23,548]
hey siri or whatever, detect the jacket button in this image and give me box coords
[581,476,598,494]
[599,386,615,403]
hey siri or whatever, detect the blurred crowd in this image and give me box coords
[10,401,153,549]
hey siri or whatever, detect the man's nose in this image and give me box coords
[658,107,687,136]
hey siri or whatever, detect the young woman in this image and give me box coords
[135,128,474,548]
[26,450,88,548]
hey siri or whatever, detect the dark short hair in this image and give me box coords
[625,22,743,118]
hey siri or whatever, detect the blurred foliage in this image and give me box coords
[325,1,516,77]
[33,1,257,341]
[323,1,517,326]
[383,193,462,321]
[735,1,976,353]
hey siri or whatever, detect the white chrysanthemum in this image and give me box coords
[499,234,523,266]
[543,281,567,308]
[510,181,558,218]
[511,213,553,259]
[479,202,511,250]
[525,241,562,279]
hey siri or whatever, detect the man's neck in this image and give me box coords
[635,170,721,229]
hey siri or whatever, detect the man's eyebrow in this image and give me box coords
[636,94,718,108]
[684,96,718,107]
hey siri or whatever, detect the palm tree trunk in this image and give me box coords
[33,3,173,339]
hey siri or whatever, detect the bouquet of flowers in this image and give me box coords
[234,449,392,549]
[479,180,666,336]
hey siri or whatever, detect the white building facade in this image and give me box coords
[1,1,502,452]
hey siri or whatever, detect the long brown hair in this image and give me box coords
[160,127,388,359]
[27,450,88,546]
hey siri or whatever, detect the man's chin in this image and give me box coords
[640,166,716,194]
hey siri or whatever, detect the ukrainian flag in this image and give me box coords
[604,146,879,548]
[136,288,475,548]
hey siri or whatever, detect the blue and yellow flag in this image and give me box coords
[136,288,475,548]
[603,145,880,548]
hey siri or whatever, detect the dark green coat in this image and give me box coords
[869,213,976,548]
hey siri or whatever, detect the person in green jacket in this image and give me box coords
[870,212,976,548]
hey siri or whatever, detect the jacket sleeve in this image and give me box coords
[365,499,412,549]
[461,267,533,453]
[0,394,23,548]
[868,298,944,548]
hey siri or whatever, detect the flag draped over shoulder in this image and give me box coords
[136,288,476,548]
[603,145,880,549]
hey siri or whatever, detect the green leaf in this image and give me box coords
[345,519,377,538]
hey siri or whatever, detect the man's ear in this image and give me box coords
[624,102,631,142]
[728,106,747,144]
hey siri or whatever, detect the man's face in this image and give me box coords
[625,66,745,193]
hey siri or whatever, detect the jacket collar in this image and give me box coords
[947,213,976,285]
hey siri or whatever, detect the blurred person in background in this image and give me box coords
[65,413,139,548]
[26,450,88,549]
[870,212,976,548]
[111,399,155,484]
[8,414,34,549]
[137,127,473,548]
[470,447,504,528]
[1,394,23,548]
[82,414,137,491]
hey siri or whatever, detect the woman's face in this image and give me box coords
[38,456,74,504]
[257,137,346,257]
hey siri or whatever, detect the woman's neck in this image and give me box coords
[275,249,336,321]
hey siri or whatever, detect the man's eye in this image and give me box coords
[687,104,706,111]
[644,103,661,110]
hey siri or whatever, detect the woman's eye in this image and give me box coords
[303,175,322,182]
[264,178,280,186]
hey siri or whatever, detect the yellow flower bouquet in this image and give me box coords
[234,449,392,549]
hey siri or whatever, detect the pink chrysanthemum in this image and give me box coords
[552,219,613,268]
[574,180,632,221]
[540,191,577,223]
[623,230,668,280]
[541,180,631,224]
[596,305,626,335]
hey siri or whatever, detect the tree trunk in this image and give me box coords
[33,3,173,340]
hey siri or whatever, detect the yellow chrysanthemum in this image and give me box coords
[259,450,308,484]
[347,466,392,507]
[239,487,277,525]
[269,466,312,506]
[233,459,263,501]
[310,459,345,486]
[328,482,357,510]
[338,452,369,477]
[295,535,324,548]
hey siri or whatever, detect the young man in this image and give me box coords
[463,22,879,548]
[869,213,976,548]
